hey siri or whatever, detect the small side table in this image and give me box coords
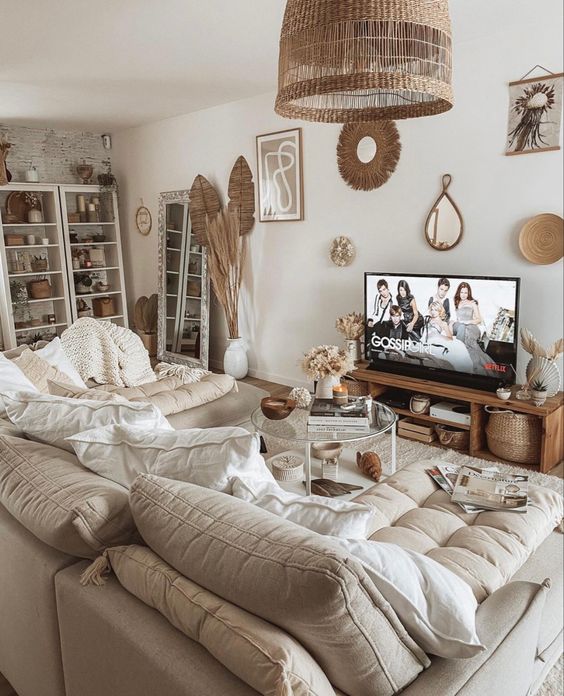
[251,401,397,495]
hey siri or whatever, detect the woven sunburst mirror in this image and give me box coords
[337,121,401,191]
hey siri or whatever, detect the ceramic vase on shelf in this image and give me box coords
[345,339,361,364]
[531,389,548,407]
[315,374,341,399]
[224,337,248,379]
[28,209,43,223]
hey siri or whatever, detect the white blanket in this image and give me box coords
[61,318,156,387]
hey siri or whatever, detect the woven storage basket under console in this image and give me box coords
[485,407,542,464]
[435,424,469,451]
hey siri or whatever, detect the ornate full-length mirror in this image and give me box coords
[157,190,209,369]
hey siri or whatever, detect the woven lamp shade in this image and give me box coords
[275,0,454,123]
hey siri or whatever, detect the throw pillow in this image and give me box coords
[105,545,335,696]
[129,474,429,696]
[12,349,75,394]
[67,424,274,490]
[332,538,484,659]
[232,476,377,539]
[0,353,37,415]
[47,379,128,403]
[3,392,171,452]
[0,435,136,558]
[35,337,87,388]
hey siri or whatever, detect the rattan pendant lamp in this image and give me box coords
[275,0,454,123]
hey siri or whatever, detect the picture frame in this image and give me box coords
[505,71,563,156]
[256,128,303,222]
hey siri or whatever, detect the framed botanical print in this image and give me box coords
[506,71,563,156]
[256,128,304,222]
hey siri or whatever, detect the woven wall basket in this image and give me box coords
[275,0,454,122]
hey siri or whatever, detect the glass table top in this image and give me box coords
[251,400,397,444]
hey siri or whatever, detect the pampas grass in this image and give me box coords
[203,209,246,339]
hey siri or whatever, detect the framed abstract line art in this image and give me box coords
[256,128,304,222]
[506,70,563,156]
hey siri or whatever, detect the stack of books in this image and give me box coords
[307,398,371,434]
[426,464,529,514]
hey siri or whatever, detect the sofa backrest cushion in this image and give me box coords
[129,474,429,696]
[2,391,171,452]
[0,435,137,559]
[107,544,336,696]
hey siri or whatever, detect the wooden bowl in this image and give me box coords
[260,397,296,420]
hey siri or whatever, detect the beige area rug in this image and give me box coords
[537,654,563,696]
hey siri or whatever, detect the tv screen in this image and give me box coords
[364,273,520,391]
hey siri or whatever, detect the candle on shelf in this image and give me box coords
[77,195,86,212]
[332,383,348,406]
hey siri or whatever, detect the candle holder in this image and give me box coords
[332,383,349,405]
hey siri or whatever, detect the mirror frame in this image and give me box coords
[157,190,210,369]
[424,174,464,252]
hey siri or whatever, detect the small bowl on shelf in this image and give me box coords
[311,442,343,460]
[96,283,111,292]
[260,397,296,420]
[496,387,512,401]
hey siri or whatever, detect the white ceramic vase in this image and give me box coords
[531,389,547,407]
[345,339,361,364]
[224,337,248,379]
[315,374,341,399]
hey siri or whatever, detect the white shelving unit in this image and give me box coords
[59,185,128,328]
[0,183,129,350]
[0,183,73,349]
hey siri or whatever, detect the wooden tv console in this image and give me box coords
[351,363,564,473]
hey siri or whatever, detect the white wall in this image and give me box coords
[113,0,563,387]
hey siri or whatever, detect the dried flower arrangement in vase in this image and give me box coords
[134,294,158,357]
[520,328,563,399]
[302,345,355,398]
[336,311,365,363]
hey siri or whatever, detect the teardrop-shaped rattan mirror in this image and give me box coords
[425,174,464,251]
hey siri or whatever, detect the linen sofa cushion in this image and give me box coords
[12,349,75,394]
[129,474,429,696]
[67,424,273,491]
[35,337,87,388]
[0,354,37,415]
[97,373,236,416]
[105,544,336,696]
[355,459,564,601]
[0,435,136,558]
[2,391,171,452]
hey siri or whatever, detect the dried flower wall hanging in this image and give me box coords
[330,236,355,267]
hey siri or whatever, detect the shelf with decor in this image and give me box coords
[0,183,74,349]
[59,185,128,328]
[351,363,564,473]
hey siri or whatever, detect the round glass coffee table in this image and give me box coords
[251,401,397,495]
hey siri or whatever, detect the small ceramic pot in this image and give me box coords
[28,209,43,223]
[531,389,547,407]
[496,388,512,401]
[315,374,341,399]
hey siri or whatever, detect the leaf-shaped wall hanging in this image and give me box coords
[188,174,221,246]
[424,174,464,251]
[227,155,255,236]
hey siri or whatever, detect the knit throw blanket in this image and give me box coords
[61,318,156,387]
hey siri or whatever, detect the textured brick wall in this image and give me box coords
[0,123,111,184]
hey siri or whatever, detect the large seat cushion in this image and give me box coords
[355,460,563,601]
[98,373,236,416]
[105,544,336,696]
[129,474,429,696]
[0,435,137,559]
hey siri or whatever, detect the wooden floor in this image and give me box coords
[241,376,564,478]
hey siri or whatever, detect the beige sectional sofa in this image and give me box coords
[0,420,562,696]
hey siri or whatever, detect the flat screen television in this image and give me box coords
[364,273,520,392]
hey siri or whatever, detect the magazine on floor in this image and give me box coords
[451,466,529,513]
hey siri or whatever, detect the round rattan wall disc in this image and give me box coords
[519,213,563,265]
[337,122,401,191]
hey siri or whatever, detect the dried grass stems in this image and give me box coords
[204,209,247,339]
[520,328,564,361]
[335,312,365,340]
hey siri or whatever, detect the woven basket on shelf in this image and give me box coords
[342,375,369,397]
[485,407,541,465]
[435,424,469,451]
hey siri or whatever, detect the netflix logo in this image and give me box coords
[485,363,507,373]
